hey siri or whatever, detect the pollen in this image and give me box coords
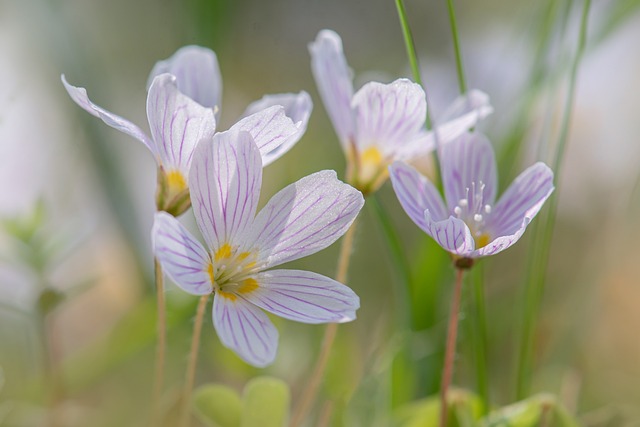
[475,233,491,249]
[166,170,187,192]
[215,243,233,261]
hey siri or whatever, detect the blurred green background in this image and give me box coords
[1,0,640,425]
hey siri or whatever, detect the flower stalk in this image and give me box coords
[150,258,166,426]
[289,219,358,427]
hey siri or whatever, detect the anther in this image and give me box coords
[458,199,468,207]
[454,206,462,216]
[474,214,483,222]
[484,204,492,214]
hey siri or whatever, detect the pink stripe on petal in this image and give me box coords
[189,130,262,250]
[246,170,364,268]
[244,270,359,324]
[152,212,212,295]
[147,74,217,174]
[229,105,300,165]
[389,162,448,231]
[213,295,278,367]
[242,91,313,166]
[352,79,426,154]
[424,213,475,256]
[147,45,222,110]
[61,75,156,155]
[309,30,355,148]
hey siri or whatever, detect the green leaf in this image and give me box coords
[479,394,566,427]
[241,377,290,427]
[193,384,242,427]
[394,389,482,427]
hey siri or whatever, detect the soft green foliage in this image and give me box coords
[479,394,580,427]
[193,384,242,427]
[394,389,482,427]
[193,377,290,427]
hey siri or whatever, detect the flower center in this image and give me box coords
[452,181,492,248]
[208,243,260,300]
[166,170,187,193]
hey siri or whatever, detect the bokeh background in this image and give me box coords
[1,0,640,425]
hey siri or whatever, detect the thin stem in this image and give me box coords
[471,265,489,415]
[439,268,464,427]
[179,294,209,427]
[514,0,591,400]
[151,258,166,425]
[395,0,432,129]
[289,219,358,427]
[445,0,467,94]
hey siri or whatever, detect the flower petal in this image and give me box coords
[61,75,156,154]
[147,74,217,174]
[424,213,475,256]
[229,105,300,166]
[440,133,498,212]
[213,294,278,367]
[432,89,493,146]
[309,29,355,148]
[352,79,426,155]
[243,270,359,324]
[147,45,222,110]
[246,170,364,268]
[389,161,448,232]
[486,162,554,238]
[242,91,313,166]
[152,212,212,295]
[189,130,262,251]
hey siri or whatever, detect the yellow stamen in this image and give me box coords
[215,243,233,261]
[207,263,215,285]
[475,233,491,249]
[238,278,259,294]
[166,170,187,193]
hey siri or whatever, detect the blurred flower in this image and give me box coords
[309,29,493,195]
[389,133,554,264]
[147,45,313,164]
[152,130,363,367]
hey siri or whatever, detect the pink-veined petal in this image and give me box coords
[61,75,156,154]
[424,213,475,256]
[389,162,448,232]
[147,74,217,174]
[229,105,300,165]
[243,270,359,324]
[147,45,222,110]
[152,212,212,295]
[309,29,355,148]
[242,91,313,166]
[352,79,426,154]
[246,170,364,268]
[440,133,498,212]
[213,294,278,367]
[189,130,262,251]
[486,162,554,238]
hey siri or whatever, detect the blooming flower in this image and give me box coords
[309,29,493,195]
[62,46,312,215]
[152,130,363,367]
[389,132,554,264]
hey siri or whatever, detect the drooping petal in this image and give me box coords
[440,133,498,212]
[245,170,364,268]
[243,270,359,324]
[439,89,492,123]
[213,294,279,367]
[147,74,217,174]
[389,161,448,233]
[189,130,262,251]
[485,162,554,237]
[152,212,212,295]
[423,213,475,256]
[242,92,313,166]
[147,45,222,110]
[352,79,426,154]
[309,29,355,148]
[61,75,156,154]
[229,105,300,166]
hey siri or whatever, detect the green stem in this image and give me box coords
[369,194,413,330]
[445,0,467,94]
[514,0,591,400]
[471,264,489,415]
[395,0,432,129]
